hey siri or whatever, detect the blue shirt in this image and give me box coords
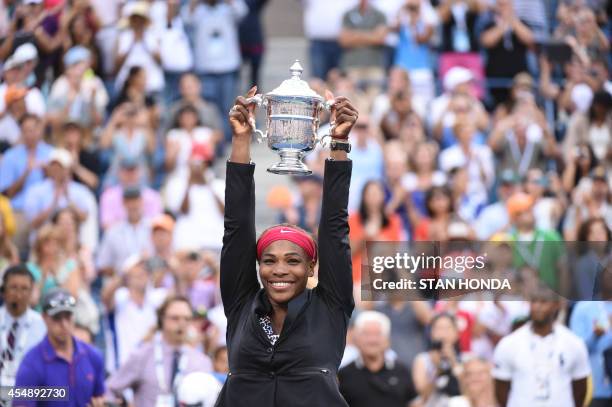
[14,336,105,407]
[0,143,53,211]
[23,179,91,223]
[569,301,612,398]
[347,139,384,212]
[395,22,431,71]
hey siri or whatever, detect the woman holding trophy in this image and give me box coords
[216,82,358,406]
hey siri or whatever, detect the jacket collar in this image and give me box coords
[252,288,312,342]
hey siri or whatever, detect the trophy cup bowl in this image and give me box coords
[247,61,334,175]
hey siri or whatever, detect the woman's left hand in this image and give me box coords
[326,91,359,140]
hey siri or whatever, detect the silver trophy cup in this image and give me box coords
[247,61,334,175]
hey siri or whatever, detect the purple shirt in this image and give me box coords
[14,336,105,407]
[99,186,162,229]
[105,336,212,406]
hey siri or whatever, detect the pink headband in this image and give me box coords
[256,226,317,263]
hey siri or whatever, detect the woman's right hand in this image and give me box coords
[229,86,258,141]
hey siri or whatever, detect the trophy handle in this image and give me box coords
[318,99,337,146]
[246,94,267,143]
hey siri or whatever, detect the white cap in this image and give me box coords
[48,148,73,169]
[571,83,594,113]
[23,0,43,5]
[3,56,20,72]
[12,43,38,65]
[122,1,151,19]
[443,67,473,92]
[121,254,144,274]
[447,221,471,240]
[177,372,222,407]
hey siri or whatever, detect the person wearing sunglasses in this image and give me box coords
[13,288,106,407]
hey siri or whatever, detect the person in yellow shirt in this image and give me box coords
[0,194,16,237]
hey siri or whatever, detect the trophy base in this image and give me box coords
[268,150,312,175]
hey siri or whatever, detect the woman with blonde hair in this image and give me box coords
[0,210,18,276]
[27,224,80,308]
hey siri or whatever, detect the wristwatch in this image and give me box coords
[330,139,351,153]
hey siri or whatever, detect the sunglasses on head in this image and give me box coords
[46,295,77,314]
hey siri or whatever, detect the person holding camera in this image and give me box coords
[413,313,463,407]
[182,0,248,143]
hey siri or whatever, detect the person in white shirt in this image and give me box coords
[149,0,193,105]
[102,255,167,371]
[0,50,46,118]
[493,292,590,407]
[182,0,247,143]
[302,0,356,80]
[167,146,225,252]
[96,186,153,276]
[0,265,47,395]
[114,1,165,95]
[439,118,494,218]
[164,104,220,199]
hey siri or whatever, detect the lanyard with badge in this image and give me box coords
[154,332,187,407]
[507,131,535,177]
[515,235,545,271]
[529,328,562,406]
[0,308,31,389]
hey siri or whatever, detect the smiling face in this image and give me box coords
[259,240,315,306]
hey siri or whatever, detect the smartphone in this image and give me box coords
[538,41,573,64]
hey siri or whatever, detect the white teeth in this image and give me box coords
[270,282,291,288]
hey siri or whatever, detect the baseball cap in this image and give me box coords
[4,86,27,106]
[190,142,213,162]
[507,193,534,218]
[122,185,142,200]
[63,46,91,67]
[48,148,73,169]
[3,56,21,72]
[23,0,43,5]
[121,254,145,274]
[42,288,76,316]
[443,67,473,92]
[152,214,175,233]
[119,156,139,169]
[123,1,151,20]
[513,72,534,89]
[499,169,520,185]
[591,166,607,182]
[447,220,472,240]
[48,148,72,168]
[12,43,38,65]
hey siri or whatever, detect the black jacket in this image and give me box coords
[215,159,355,407]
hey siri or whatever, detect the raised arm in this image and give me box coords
[317,95,358,314]
[220,87,260,316]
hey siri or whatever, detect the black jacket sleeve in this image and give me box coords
[316,159,354,315]
[220,162,260,317]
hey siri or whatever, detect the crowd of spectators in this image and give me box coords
[0,0,610,406]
